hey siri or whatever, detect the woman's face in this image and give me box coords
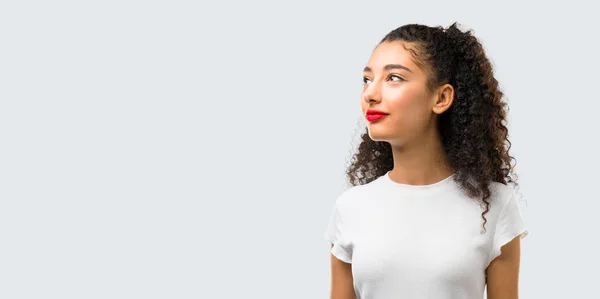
[360,41,438,146]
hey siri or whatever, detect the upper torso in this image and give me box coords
[326,172,526,299]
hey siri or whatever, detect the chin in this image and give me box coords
[367,127,392,142]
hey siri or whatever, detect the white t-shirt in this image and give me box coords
[325,171,528,299]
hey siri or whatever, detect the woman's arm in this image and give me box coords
[329,244,357,299]
[486,236,522,299]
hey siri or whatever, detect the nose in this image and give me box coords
[363,81,382,105]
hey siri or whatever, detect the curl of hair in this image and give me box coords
[345,22,517,233]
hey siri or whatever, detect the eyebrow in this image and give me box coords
[363,64,413,73]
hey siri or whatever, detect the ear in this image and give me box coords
[432,83,454,114]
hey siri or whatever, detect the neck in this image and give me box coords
[387,128,454,186]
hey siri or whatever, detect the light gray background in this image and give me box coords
[1,1,598,298]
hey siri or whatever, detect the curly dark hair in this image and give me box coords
[345,22,517,233]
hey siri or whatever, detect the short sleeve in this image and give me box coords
[488,189,529,265]
[324,200,353,263]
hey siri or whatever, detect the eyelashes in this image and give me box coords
[362,74,405,85]
[388,74,405,82]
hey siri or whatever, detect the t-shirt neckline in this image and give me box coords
[381,171,456,195]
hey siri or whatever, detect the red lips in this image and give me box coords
[366,109,389,122]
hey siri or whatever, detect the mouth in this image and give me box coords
[365,110,389,122]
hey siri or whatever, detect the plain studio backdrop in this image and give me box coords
[0,1,598,298]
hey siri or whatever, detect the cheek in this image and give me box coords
[385,88,430,126]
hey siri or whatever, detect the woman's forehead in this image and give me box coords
[366,41,422,73]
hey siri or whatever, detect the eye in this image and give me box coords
[363,77,372,85]
[388,74,405,82]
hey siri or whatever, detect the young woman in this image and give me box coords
[325,22,529,299]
